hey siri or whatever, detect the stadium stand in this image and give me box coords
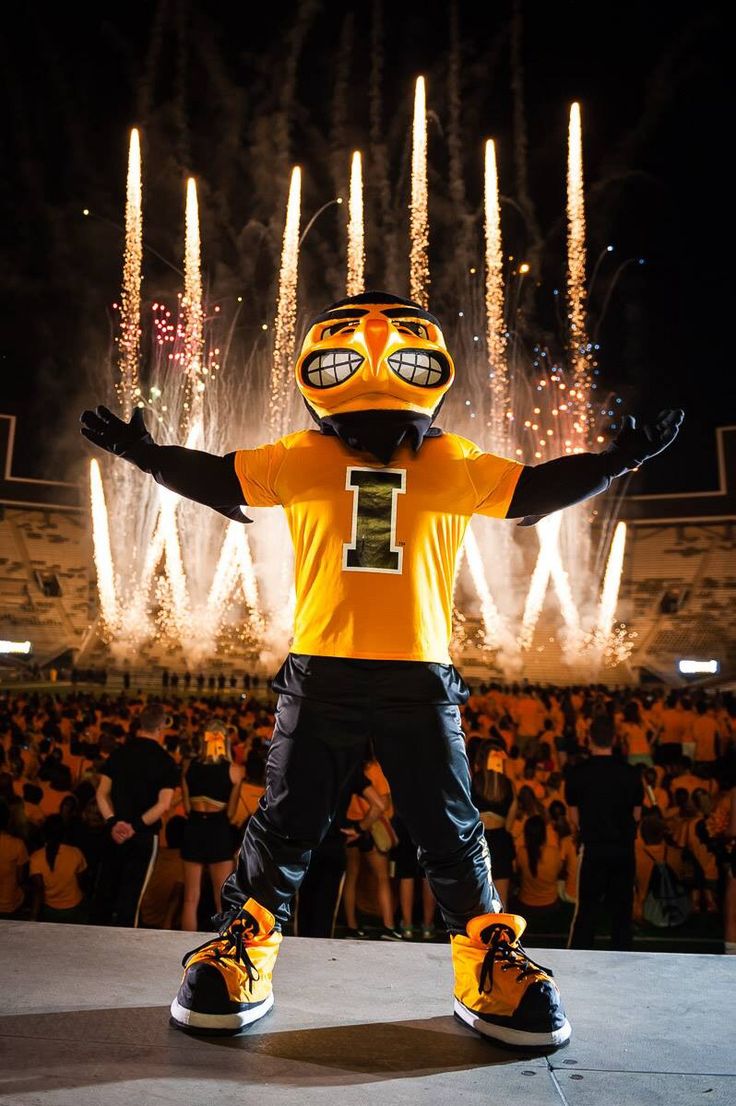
[1,415,734,685]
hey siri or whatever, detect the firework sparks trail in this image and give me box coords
[158,496,191,639]
[463,526,517,656]
[208,524,262,618]
[567,103,592,449]
[133,488,191,640]
[518,514,558,651]
[547,532,582,652]
[118,128,143,419]
[518,514,582,653]
[409,76,429,307]
[346,151,365,296]
[594,521,627,655]
[484,139,510,453]
[270,166,302,437]
[89,460,119,631]
[180,177,205,434]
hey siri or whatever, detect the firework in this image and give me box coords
[595,521,627,654]
[566,102,592,448]
[463,527,517,659]
[118,128,142,419]
[409,76,429,307]
[180,177,205,433]
[270,166,302,437]
[346,151,365,296]
[484,139,509,453]
[89,459,119,632]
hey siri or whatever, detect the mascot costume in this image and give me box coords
[82,291,683,1049]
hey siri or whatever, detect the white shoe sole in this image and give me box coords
[454,998,572,1050]
[170,990,274,1033]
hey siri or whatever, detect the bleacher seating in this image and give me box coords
[619,523,736,681]
[0,508,91,661]
[1,507,734,684]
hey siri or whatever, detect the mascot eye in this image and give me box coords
[394,320,429,340]
[302,348,364,388]
[387,349,449,387]
[321,320,360,339]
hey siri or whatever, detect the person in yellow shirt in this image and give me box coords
[231,748,266,831]
[670,758,717,799]
[618,701,652,766]
[22,783,46,829]
[341,763,399,940]
[83,290,683,1048]
[658,694,688,763]
[0,800,28,917]
[514,815,563,911]
[139,815,186,930]
[558,832,579,905]
[641,766,669,815]
[678,790,719,913]
[692,701,719,769]
[634,816,686,922]
[29,815,88,923]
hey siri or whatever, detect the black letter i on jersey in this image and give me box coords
[343,468,406,573]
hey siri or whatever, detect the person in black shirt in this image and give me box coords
[565,713,643,950]
[93,703,179,927]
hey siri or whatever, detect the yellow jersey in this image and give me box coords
[235,429,522,663]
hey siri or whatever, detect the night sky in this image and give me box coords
[0,1,730,494]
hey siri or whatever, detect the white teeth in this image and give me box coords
[305,349,363,387]
[387,349,445,387]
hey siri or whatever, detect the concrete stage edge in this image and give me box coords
[0,921,733,1105]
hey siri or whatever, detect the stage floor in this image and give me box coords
[0,922,733,1106]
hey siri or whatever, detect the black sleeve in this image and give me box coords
[161,753,181,792]
[100,750,118,780]
[507,447,631,526]
[125,441,251,523]
[631,771,645,807]
[564,770,579,808]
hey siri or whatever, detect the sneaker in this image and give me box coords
[452,912,571,1050]
[379,926,404,941]
[400,925,415,940]
[421,924,436,941]
[345,926,367,939]
[170,897,281,1035]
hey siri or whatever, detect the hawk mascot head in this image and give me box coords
[295,291,455,463]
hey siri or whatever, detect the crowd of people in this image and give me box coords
[1,681,734,952]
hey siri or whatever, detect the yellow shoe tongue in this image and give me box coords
[241,897,276,938]
[467,912,527,945]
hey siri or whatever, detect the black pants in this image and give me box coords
[221,692,497,933]
[295,835,347,938]
[568,844,635,950]
[92,833,158,928]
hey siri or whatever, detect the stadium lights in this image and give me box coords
[678,659,719,676]
[0,640,32,655]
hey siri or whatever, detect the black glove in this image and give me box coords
[80,405,154,465]
[605,408,684,474]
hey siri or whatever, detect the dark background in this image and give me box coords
[0,0,730,493]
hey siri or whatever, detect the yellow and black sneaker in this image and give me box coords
[452,912,571,1050]
[170,897,281,1035]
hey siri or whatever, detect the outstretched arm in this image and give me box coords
[80,406,249,523]
[507,409,684,525]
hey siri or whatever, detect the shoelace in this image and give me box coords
[183,914,261,992]
[478,923,553,996]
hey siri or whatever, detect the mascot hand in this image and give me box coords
[610,409,684,470]
[80,405,154,461]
